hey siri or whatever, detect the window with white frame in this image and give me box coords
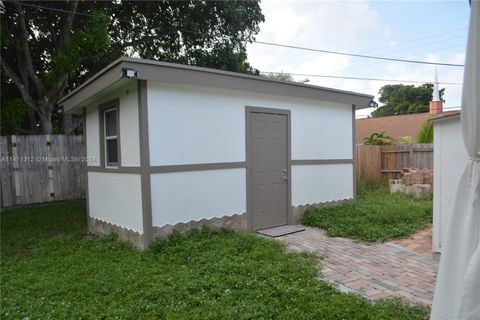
[104,108,118,167]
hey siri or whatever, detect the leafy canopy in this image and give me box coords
[371,83,445,118]
[0,1,264,133]
[363,131,393,145]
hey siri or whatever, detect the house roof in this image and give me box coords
[355,112,432,143]
[430,110,461,122]
[59,57,374,113]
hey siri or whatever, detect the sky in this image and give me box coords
[246,0,470,118]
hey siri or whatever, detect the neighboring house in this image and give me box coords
[355,80,445,143]
[59,57,373,249]
[355,112,431,143]
[431,110,468,253]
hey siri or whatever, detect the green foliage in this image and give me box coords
[371,84,445,118]
[363,131,393,145]
[263,72,295,81]
[417,121,434,144]
[0,98,27,135]
[1,201,429,319]
[261,72,310,83]
[1,1,265,133]
[399,136,415,144]
[302,185,432,242]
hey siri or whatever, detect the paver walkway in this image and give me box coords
[392,226,434,256]
[276,227,438,306]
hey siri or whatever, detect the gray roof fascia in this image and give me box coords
[59,57,374,112]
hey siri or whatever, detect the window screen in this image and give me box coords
[104,108,118,167]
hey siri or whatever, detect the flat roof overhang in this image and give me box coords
[59,57,375,113]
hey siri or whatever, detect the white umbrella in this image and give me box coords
[431,1,480,319]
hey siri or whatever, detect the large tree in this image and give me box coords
[371,83,445,118]
[1,1,264,134]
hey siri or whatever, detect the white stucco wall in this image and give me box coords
[147,82,353,166]
[85,105,100,166]
[433,117,469,252]
[85,82,140,167]
[88,172,143,233]
[292,164,354,206]
[146,81,354,228]
[150,169,246,227]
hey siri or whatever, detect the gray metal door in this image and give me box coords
[249,110,289,230]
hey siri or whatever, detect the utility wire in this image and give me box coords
[357,27,467,55]
[327,43,466,75]
[252,40,464,67]
[261,72,463,85]
[14,2,466,68]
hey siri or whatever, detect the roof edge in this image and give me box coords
[59,57,374,111]
[430,111,461,122]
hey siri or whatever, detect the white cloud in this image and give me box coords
[247,0,386,74]
[246,0,466,117]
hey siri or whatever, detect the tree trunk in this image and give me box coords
[26,107,38,134]
[38,109,53,134]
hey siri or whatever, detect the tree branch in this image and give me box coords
[0,59,39,113]
[13,1,40,90]
[58,0,79,50]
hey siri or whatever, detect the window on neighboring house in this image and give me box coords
[104,108,118,167]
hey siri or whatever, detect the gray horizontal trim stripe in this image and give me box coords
[87,166,141,174]
[291,159,353,165]
[150,162,246,173]
[88,160,354,174]
[60,57,373,112]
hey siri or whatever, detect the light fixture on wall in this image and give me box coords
[54,103,64,114]
[121,68,138,79]
[369,100,378,108]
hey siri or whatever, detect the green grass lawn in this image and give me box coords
[302,182,433,243]
[1,200,429,319]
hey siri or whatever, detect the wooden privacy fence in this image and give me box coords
[1,135,86,208]
[356,144,433,181]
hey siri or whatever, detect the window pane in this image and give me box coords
[106,139,118,166]
[105,110,117,137]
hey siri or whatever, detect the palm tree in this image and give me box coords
[363,131,393,145]
[417,121,434,143]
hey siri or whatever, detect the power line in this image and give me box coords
[358,27,467,55]
[14,2,466,68]
[261,72,463,85]
[252,40,464,67]
[328,43,466,75]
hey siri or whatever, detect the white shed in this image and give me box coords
[59,57,373,249]
[431,111,469,253]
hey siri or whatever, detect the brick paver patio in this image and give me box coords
[392,226,434,256]
[276,227,438,306]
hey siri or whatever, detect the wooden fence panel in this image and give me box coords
[0,136,16,207]
[0,135,85,207]
[50,135,86,201]
[356,144,433,181]
[356,145,381,181]
[15,135,51,205]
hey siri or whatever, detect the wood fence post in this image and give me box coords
[46,134,55,199]
[409,146,414,168]
[11,135,21,205]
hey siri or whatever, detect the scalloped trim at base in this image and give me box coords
[88,216,146,249]
[152,212,248,239]
[292,198,353,224]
